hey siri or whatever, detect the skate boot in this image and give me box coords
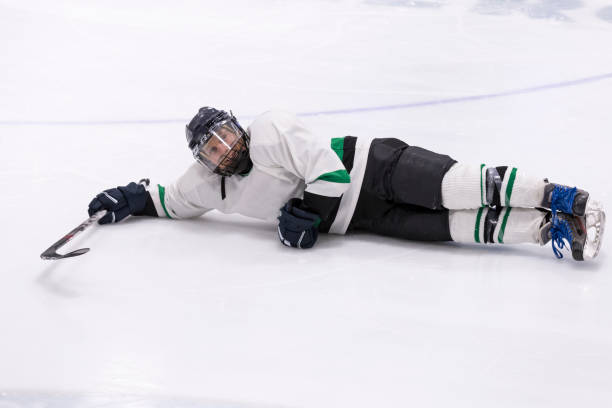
[538,200,605,261]
[541,182,589,216]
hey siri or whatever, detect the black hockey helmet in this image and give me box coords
[185,107,228,150]
[185,107,252,176]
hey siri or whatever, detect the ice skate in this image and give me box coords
[538,200,605,261]
[541,182,590,217]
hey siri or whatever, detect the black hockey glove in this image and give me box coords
[277,198,321,249]
[88,181,155,224]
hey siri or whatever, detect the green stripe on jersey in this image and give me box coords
[474,206,485,243]
[479,163,485,206]
[317,137,350,183]
[497,207,512,243]
[504,168,517,206]
[331,137,345,161]
[158,184,172,219]
[316,169,350,183]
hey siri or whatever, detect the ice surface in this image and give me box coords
[1,0,612,407]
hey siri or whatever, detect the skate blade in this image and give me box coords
[583,200,605,260]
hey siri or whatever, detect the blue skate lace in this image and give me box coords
[550,217,573,259]
[549,185,577,258]
[550,185,577,215]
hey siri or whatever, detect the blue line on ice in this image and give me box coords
[297,72,612,116]
[2,72,612,126]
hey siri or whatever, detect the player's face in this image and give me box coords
[195,120,245,171]
[203,128,238,164]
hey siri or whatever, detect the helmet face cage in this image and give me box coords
[190,115,250,176]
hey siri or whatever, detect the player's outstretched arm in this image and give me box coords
[88,180,158,224]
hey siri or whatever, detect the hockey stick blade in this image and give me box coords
[41,247,90,260]
[40,211,105,261]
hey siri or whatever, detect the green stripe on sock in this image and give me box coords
[504,167,517,206]
[158,184,172,219]
[316,169,350,183]
[331,137,345,161]
[474,206,485,243]
[497,207,512,243]
[480,163,485,206]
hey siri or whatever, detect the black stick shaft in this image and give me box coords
[40,211,106,260]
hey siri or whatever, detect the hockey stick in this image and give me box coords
[40,211,107,260]
[40,179,150,261]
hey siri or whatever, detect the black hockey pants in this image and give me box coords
[349,138,457,241]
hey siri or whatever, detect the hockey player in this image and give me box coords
[88,107,605,261]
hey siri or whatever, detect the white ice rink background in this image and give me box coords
[1,0,612,407]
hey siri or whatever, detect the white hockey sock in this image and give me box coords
[441,163,547,209]
[441,163,485,209]
[507,170,547,208]
[449,207,546,244]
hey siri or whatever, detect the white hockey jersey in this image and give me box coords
[148,110,371,234]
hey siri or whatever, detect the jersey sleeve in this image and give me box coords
[148,163,213,219]
[248,111,350,221]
